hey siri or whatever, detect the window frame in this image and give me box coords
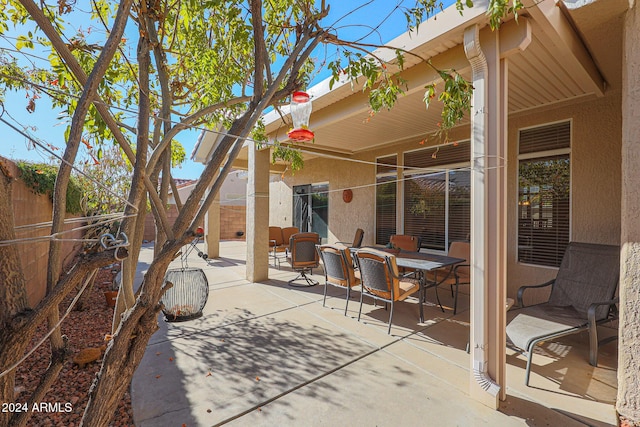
[516,120,572,268]
[402,140,471,253]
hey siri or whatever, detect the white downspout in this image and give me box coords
[464,24,501,399]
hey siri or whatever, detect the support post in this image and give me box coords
[465,24,508,408]
[246,143,270,282]
[204,190,220,259]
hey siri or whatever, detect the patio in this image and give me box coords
[131,240,618,426]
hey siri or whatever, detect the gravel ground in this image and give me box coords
[14,265,135,426]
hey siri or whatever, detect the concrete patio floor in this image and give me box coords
[130,241,618,426]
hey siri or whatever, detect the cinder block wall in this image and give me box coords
[3,157,85,307]
[143,205,181,242]
[143,204,245,242]
[220,205,246,240]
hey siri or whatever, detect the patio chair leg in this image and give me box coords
[419,287,424,323]
[288,270,319,287]
[525,352,533,387]
[344,287,350,316]
[322,282,328,307]
[589,323,599,366]
[525,339,544,386]
[358,291,364,322]
[387,301,394,334]
[453,282,459,314]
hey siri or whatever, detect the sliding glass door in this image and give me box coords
[293,183,329,242]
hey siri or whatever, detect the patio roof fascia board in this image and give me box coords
[192,126,226,164]
[262,1,492,133]
[193,127,252,165]
[231,157,288,174]
[521,0,606,96]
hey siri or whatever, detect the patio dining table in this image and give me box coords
[353,247,465,322]
[393,250,465,321]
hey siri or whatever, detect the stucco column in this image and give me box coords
[465,25,508,409]
[617,1,640,422]
[204,191,220,258]
[246,143,270,282]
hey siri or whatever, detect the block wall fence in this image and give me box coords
[2,156,85,307]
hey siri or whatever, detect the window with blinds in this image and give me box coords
[376,155,397,245]
[518,122,571,267]
[403,142,470,251]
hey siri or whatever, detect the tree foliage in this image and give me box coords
[16,161,85,214]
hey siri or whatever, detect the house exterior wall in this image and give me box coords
[269,178,293,227]
[618,0,640,421]
[269,156,374,246]
[269,91,622,301]
[143,205,240,242]
[507,92,622,303]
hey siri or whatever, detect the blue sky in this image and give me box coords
[1,1,455,179]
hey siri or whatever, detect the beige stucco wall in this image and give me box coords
[269,91,622,301]
[269,177,294,227]
[269,157,373,245]
[617,0,640,421]
[506,92,622,301]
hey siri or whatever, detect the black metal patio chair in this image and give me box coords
[317,244,361,315]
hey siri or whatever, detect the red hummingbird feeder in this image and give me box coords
[287,91,314,142]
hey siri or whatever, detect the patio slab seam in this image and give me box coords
[208,326,428,426]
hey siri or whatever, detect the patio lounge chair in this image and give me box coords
[506,242,620,386]
[286,232,320,287]
[336,228,364,248]
[355,247,423,334]
[317,244,361,315]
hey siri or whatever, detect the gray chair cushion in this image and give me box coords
[507,305,585,351]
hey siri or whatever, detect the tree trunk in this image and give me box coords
[82,19,156,426]
[82,244,181,426]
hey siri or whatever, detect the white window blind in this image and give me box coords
[376,155,397,245]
